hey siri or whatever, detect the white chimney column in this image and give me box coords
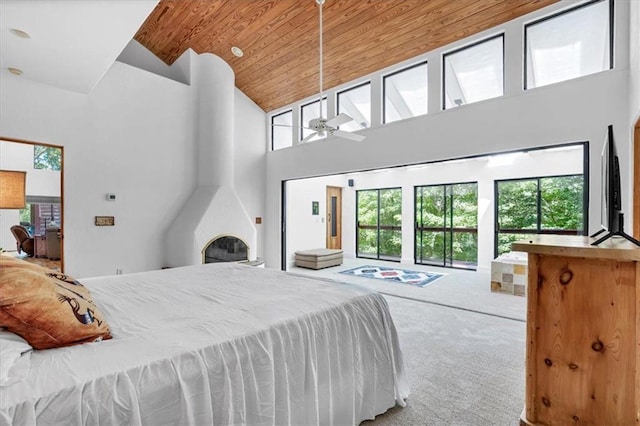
[195,53,234,187]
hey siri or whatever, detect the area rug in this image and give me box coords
[339,265,444,288]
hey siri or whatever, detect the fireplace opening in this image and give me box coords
[203,235,248,263]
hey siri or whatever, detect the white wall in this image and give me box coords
[234,88,267,259]
[0,140,62,251]
[287,146,584,271]
[0,62,195,277]
[630,1,640,123]
[265,0,633,269]
[1,55,267,278]
[629,1,640,228]
[117,39,190,86]
[285,175,345,266]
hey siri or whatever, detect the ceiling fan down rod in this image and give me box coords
[317,0,324,120]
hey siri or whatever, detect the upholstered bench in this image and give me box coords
[294,248,343,270]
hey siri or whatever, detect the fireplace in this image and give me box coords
[203,235,248,263]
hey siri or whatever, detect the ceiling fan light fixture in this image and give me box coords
[231,46,244,57]
[9,28,31,39]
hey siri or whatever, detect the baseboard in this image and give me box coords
[476,265,489,273]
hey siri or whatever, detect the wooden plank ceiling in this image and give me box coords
[135,0,558,112]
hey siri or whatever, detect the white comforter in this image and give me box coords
[0,263,408,425]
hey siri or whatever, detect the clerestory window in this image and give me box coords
[443,35,504,110]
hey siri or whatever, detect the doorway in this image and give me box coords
[326,186,342,249]
[0,137,64,271]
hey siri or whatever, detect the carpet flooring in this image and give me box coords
[340,265,444,287]
[289,258,527,425]
[291,258,526,321]
[363,295,526,425]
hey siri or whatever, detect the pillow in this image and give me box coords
[0,328,32,386]
[0,256,112,350]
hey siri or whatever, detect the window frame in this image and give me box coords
[336,81,371,130]
[414,181,479,271]
[355,186,402,262]
[523,0,614,91]
[382,60,428,124]
[494,173,588,257]
[442,33,505,111]
[270,109,293,151]
[23,199,62,236]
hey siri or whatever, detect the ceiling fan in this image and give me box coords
[274,0,366,143]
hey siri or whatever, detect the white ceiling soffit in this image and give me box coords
[0,0,158,94]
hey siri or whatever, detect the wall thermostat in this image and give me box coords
[106,193,116,201]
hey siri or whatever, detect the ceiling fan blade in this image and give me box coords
[332,130,365,142]
[301,132,318,143]
[325,113,353,128]
[272,123,315,130]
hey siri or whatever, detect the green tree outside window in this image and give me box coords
[415,182,478,269]
[496,175,584,256]
[357,188,402,260]
[34,146,62,171]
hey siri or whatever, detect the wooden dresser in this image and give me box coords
[513,235,640,425]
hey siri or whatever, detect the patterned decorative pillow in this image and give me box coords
[0,256,112,350]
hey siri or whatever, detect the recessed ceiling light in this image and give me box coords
[8,67,23,76]
[231,46,244,57]
[9,28,30,39]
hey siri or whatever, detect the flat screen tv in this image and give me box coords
[591,124,639,246]
[600,125,621,231]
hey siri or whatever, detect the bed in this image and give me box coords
[0,261,408,425]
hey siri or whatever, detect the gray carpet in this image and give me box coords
[365,295,526,425]
[289,259,527,425]
[290,258,526,321]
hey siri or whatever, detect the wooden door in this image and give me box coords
[326,186,342,249]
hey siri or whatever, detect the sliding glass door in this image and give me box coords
[415,182,478,270]
[356,188,402,261]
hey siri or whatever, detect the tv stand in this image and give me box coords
[591,213,640,247]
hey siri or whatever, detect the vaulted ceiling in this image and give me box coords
[135,0,558,112]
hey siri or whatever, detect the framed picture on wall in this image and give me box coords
[312,201,319,215]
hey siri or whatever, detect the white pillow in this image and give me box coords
[0,329,33,386]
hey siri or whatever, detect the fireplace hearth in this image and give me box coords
[203,236,248,263]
